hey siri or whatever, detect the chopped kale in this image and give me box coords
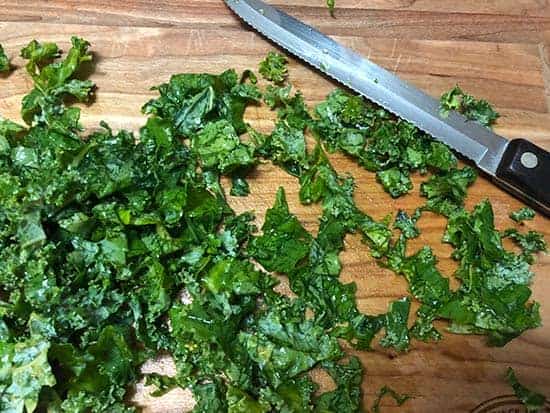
[440,85,500,128]
[0,40,545,413]
[0,44,9,72]
[327,0,336,16]
[510,207,536,223]
[380,298,411,352]
[259,51,289,84]
[502,228,547,263]
[371,386,411,413]
[314,357,363,412]
[506,367,547,412]
[312,89,458,197]
[20,37,95,127]
[420,166,477,216]
[393,209,421,239]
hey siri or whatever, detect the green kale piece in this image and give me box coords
[502,228,547,263]
[248,187,313,273]
[252,122,307,177]
[377,168,413,198]
[393,209,421,239]
[143,69,261,135]
[327,0,336,16]
[262,84,311,132]
[510,207,536,223]
[443,200,541,346]
[371,386,411,413]
[192,380,228,413]
[314,357,363,413]
[239,297,343,388]
[0,44,10,72]
[313,89,457,197]
[420,166,477,216]
[440,85,500,128]
[380,297,411,352]
[506,367,547,412]
[259,51,288,84]
[259,376,317,412]
[193,119,256,174]
[20,37,95,127]
[0,332,56,413]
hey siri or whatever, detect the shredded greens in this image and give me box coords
[0,44,9,72]
[440,85,500,128]
[510,207,536,223]
[506,368,547,412]
[0,39,546,413]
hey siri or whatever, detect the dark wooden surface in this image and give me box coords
[0,1,549,411]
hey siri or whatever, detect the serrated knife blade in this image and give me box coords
[225,0,550,216]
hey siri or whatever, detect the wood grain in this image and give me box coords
[1,1,549,412]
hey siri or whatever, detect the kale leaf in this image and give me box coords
[510,207,536,223]
[259,51,288,84]
[371,386,411,413]
[440,85,500,128]
[0,44,9,72]
[506,367,547,412]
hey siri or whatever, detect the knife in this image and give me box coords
[224,0,550,217]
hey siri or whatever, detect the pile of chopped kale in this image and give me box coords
[0,39,546,412]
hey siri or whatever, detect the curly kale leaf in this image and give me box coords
[313,89,457,197]
[327,0,336,16]
[393,210,421,239]
[259,51,288,84]
[420,166,477,216]
[506,367,547,412]
[443,200,542,346]
[502,228,547,263]
[371,386,411,413]
[248,187,313,273]
[0,44,10,72]
[143,69,261,135]
[20,37,95,126]
[440,85,500,128]
[510,207,536,223]
[193,119,256,174]
[380,297,411,352]
[314,357,363,413]
[0,333,56,413]
[240,297,342,388]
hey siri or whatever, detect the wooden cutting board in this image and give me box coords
[1,1,549,412]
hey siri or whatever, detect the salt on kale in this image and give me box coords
[259,51,288,84]
[506,367,547,412]
[510,207,536,223]
[0,44,10,72]
[440,85,500,128]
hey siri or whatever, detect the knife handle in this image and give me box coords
[495,139,550,217]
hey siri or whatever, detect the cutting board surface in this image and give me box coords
[1,1,549,412]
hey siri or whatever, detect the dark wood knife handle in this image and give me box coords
[495,139,550,217]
